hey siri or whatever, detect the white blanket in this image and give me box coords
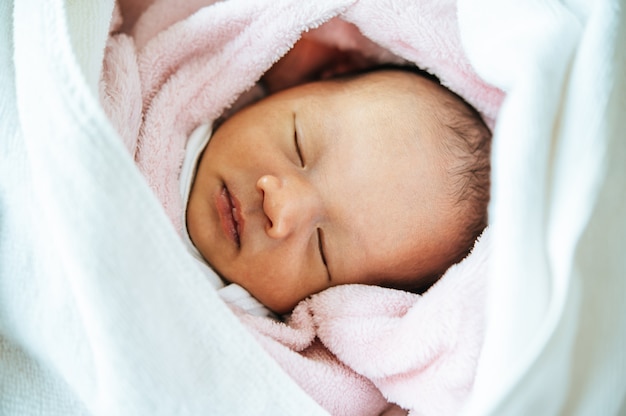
[1,0,625,415]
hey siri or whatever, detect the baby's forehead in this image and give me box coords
[274,69,444,118]
[328,70,444,123]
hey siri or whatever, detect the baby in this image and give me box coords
[185,67,491,314]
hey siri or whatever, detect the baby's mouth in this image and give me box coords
[216,185,243,247]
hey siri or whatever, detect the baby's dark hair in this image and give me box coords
[436,85,491,262]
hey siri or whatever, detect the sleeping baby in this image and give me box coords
[99,4,496,412]
[182,57,491,315]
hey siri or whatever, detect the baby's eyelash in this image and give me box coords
[294,129,305,167]
[317,228,331,282]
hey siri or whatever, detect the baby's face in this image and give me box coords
[187,71,461,313]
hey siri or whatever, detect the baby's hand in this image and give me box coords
[262,37,371,93]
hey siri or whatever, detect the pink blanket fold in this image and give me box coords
[100,1,501,414]
[238,231,488,415]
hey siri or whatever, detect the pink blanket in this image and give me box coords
[100,1,502,414]
[237,231,489,415]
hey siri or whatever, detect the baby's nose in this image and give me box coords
[256,174,321,239]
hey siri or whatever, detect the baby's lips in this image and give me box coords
[215,186,240,246]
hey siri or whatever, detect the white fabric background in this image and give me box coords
[458,0,626,414]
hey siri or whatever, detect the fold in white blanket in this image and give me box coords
[1,0,625,415]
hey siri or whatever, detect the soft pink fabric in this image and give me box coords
[237,232,489,415]
[99,1,500,414]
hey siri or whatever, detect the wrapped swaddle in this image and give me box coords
[3,0,624,415]
[100,1,501,413]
